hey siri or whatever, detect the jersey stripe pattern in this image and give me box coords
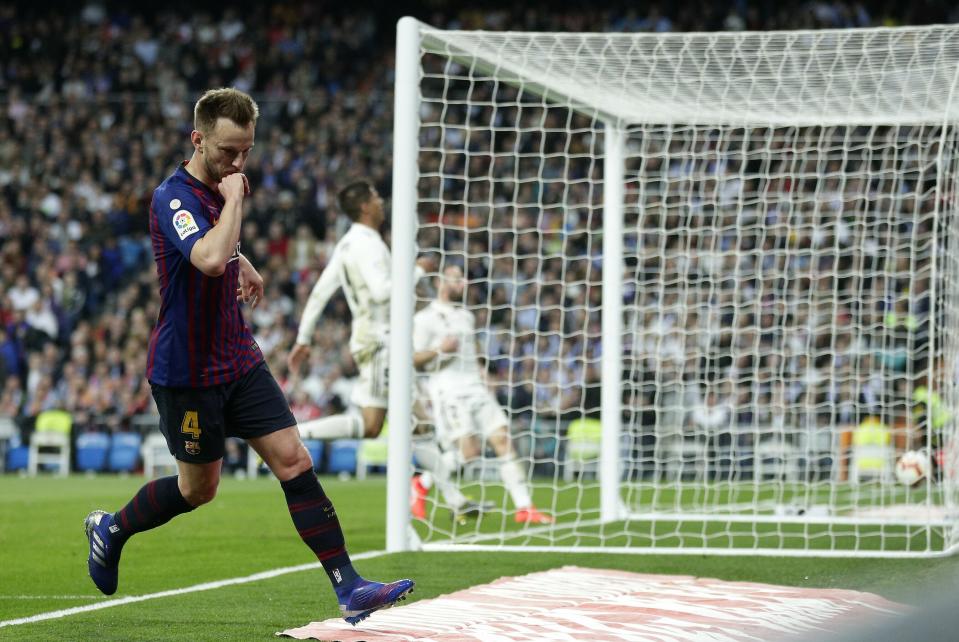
[146,164,262,387]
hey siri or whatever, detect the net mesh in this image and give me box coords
[404,24,959,555]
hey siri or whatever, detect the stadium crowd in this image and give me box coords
[0,0,954,474]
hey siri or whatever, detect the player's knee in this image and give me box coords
[272,444,314,479]
[294,445,314,474]
[488,428,511,451]
[181,480,219,506]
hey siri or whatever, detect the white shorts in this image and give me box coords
[429,382,509,450]
[351,346,389,409]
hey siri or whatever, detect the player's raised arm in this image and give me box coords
[288,248,344,374]
[189,172,246,276]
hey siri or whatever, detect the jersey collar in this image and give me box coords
[352,222,380,236]
[433,298,457,312]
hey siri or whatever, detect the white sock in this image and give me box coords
[298,414,363,440]
[412,439,467,509]
[498,456,532,509]
[419,471,434,490]
[441,449,459,473]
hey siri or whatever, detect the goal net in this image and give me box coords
[387,20,959,557]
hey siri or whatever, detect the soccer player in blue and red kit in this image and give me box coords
[84,88,413,625]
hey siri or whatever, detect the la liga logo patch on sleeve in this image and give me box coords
[173,210,200,240]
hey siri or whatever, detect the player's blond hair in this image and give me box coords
[193,88,259,134]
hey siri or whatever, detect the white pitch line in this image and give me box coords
[0,550,386,628]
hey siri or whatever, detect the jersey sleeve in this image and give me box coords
[295,247,343,345]
[152,186,211,258]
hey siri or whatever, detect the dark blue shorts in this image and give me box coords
[151,361,296,464]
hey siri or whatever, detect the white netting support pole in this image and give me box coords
[933,61,959,551]
[600,122,625,523]
[386,15,421,553]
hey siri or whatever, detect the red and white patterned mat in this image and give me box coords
[278,565,907,641]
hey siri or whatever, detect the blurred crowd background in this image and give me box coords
[1,0,956,475]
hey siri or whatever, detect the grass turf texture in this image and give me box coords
[2,476,958,641]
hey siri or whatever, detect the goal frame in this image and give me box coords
[387,16,959,557]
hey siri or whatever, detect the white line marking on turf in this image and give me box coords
[0,550,386,628]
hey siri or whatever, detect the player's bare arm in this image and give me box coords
[189,172,246,276]
[287,342,311,374]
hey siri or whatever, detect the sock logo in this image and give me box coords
[333,569,342,584]
[109,524,120,534]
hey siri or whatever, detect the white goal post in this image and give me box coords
[388,18,959,557]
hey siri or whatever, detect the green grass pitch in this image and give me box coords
[2,475,958,641]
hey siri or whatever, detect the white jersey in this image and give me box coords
[296,223,392,360]
[413,299,484,393]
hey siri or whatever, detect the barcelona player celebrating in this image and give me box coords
[84,88,413,625]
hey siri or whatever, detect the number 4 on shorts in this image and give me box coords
[181,411,201,439]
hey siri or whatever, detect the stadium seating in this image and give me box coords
[108,432,142,473]
[303,439,325,472]
[141,432,177,478]
[5,445,28,472]
[246,450,268,478]
[661,435,709,482]
[849,417,894,483]
[327,440,360,476]
[0,416,17,473]
[356,427,388,479]
[563,417,602,481]
[75,432,110,473]
[28,409,72,476]
[752,438,801,482]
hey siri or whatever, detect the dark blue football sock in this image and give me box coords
[112,475,195,547]
[280,469,359,597]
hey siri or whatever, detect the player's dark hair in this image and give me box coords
[338,181,375,221]
[194,88,259,134]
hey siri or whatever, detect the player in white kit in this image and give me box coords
[413,264,553,524]
[288,180,413,438]
[288,181,480,520]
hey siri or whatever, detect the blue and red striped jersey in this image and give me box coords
[146,163,263,387]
